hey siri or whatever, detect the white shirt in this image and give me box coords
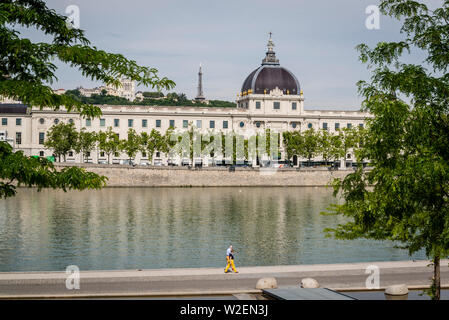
[226,247,232,256]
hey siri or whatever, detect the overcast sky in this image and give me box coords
[19,0,431,109]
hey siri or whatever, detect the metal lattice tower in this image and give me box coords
[195,63,205,101]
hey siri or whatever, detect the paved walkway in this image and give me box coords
[0,260,447,298]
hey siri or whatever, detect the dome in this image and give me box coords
[241,65,300,95]
[241,34,300,95]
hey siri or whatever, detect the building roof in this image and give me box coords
[241,34,300,95]
[241,65,300,95]
[0,104,28,114]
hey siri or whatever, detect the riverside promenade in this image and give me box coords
[0,260,448,298]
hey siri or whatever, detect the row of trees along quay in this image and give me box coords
[43,122,367,167]
[1,0,448,300]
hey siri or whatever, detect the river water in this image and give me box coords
[0,187,425,272]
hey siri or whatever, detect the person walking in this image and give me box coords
[224,245,238,273]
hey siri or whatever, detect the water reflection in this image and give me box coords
[0,187,425,272]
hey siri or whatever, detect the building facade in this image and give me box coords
[0,36,370,166]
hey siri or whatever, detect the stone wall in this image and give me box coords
[55,163,354,187]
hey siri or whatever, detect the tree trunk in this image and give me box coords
[433,255,441,300]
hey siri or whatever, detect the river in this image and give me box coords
[0,187,425,272]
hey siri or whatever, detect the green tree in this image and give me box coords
[329,133,344,164]
[121,129,141,164]
[140,129,164,163]
[324,0,449,300]
[44,122,78,162]
[318,130,333,164]
[75,129,97,163]
[97,127,121,164]
[298,129,319,166]
[177,93,188,103]
[339,127,356,168]
[166,92,179,101]
[162,127,177,158]
[142,91,164,98]
[0,0,174,198]
[283,131,302,164]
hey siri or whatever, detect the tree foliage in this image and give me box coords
[75,129,97,163]
[44,122,78,162]
[120,129,141,162]
[0,141,106,198]
[324,0,449,300]
[0,0,174,197]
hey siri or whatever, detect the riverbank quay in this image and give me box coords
[52,163,359,187]
[0,260,447,299]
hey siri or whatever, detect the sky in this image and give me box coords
[17,0,430,110]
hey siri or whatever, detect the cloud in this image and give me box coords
[25,0,422,108]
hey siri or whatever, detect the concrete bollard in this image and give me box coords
[255,277,278,290]
[385,284,409,300]
[300,278,320,288]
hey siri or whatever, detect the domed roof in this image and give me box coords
[241,35,300,95]
[241,65,300,95]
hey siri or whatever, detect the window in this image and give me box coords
[39,151,44,157]
[359,123,364,128]
[39,132,45,145]
[292,123,297,129]
[335,123,340,130]
[128,119,134,127]
[256,121,261,128]
[223,121,228,129]
[196,120,202,128]
[169,120,175,128]
[15,132,21,145]
[292,102,297,110]
[86,152,91,157]
[307,123,313,129]
[142,119,148,128]
[183,120,188,128]
[156,152,161,158]
[323,123,328,130]
[1,118,7,126]
[256,101,261,109]
[142,152,147,158]
[69,151,73,157]
[210,120,215,129]
[114,152,119,157]
[347,123,352,129]
[68,119,74,124]
[114,119,120,127]
[239,121,245,128]
[156,119,161,128]
[86,118,91,127]
[100,151,105,157]
[100,119,106,127]
[273,102,280,110]
[39,118,45,125]
[16,118,22,126]
[53,118,59,125]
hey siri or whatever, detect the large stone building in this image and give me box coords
[0,35,370,166]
